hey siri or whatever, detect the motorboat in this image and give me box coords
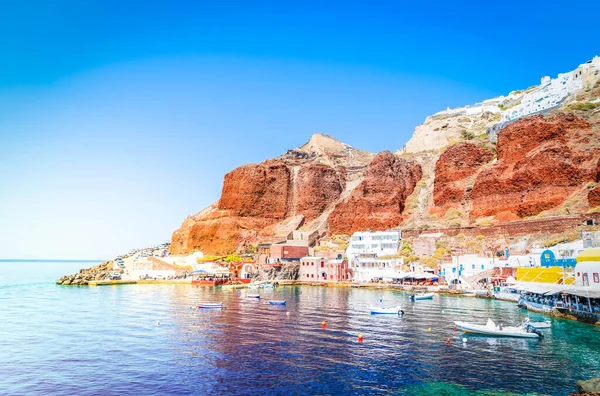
[198,302,224,309]
[247,294,260,299]
[454,318,543,338]
[463,293,476,297]
[524,318,551,329]
[410,292,434,301]
[268,300,286,305]
[370,306,404,315]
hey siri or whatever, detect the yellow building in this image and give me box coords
[516,266,575,285]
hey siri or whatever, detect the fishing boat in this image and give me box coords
[247,294,260,299]
[198,302,224,309]
[410,292,434,301]
[524,318,552,329]
[463,292,476,297]
[268,300,286,305]
[370,306,404,315]
[454,318,543,338]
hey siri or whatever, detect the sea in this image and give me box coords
[1,260,599,396]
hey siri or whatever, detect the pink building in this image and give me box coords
[299,257,350,282]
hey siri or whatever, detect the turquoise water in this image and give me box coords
[1,261,599,395]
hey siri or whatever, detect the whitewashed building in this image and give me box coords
[346,230,401,262]
[441,255,508,284]
[575,249,600,289]
[353,257,405,282]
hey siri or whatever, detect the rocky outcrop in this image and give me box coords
[295,163,346,220]
[576,378,600,394]
[588,185,600,207]
[329,151,422,234]
[470,114,600,218]
[218,161,291,220]
[56,261,113,285]
[170,135,364,256]
[433,142,494,208]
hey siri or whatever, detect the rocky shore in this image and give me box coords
[55,261,114,286]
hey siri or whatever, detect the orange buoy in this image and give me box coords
[454,325,457,331]
[322,321,327,328]
[358,333,364,343]
[446,338,451,344]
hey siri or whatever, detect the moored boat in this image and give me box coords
[198,302,224,309]
[410,292,434,301]
[524,318,552,329]
[268,300,286,305]
[370,306,404,315]
[247,294,260,299]
[454,318,543,338]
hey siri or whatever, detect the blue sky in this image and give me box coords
[1,0,598,259]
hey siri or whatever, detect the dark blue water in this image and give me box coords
[1,261,599,395]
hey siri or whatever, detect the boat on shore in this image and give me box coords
[198,302,224,309]
[370,306,404,315]
[268,300,286,305]
[247,294,260,299]
[410,292,434,301]
[454,318,543,338]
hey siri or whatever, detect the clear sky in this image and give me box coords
[1,0,598,260]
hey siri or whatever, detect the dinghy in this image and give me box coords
[198,302,224,309]
[410,293,434,301]
[524,318,551,329]
[268,300,286,305]
[247,294,260,299]
[454,318,543,338]
[370,306,404,315]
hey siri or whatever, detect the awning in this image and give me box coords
[576,248,600,263]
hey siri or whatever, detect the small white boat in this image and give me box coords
[247,294,260,299]
[410,293,434,301]
[454,319,543,338]
[268,300,286,305]
[370,306,404,315]
[198,302,224,309]
[525,318,551,329]
[463,293,476,297]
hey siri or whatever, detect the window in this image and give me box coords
[321,263,324,268]
[452,268,456,273]
[312,263,314,266]
[594,273,599,283]
[311,274,314,278]
[481,265,485,270]
[471,264,475,270]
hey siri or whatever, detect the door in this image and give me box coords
[583,273,589,287]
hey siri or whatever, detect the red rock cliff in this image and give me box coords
[170,159,347,255]
[470,113,599,218]
[328,151,422,234]
[433,142,494,208]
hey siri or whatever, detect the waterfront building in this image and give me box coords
[352,256,405,283]
[299,257,350,282]
[346,230,401,261]
[441,255,507,285]
[574,248,600,288]
[269,240,310,262]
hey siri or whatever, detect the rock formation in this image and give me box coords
[56,261,114,285]
[328,151,422,234]
[433,142,495,208]
[170,134,369,255]
[470,113,599,218]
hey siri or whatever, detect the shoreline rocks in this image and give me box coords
[56,261,114,286]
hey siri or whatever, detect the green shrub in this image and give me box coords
[567,102,597,111]
[460,129,475,140]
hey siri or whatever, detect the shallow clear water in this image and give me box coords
[1,261,599,395]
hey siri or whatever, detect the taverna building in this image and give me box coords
[299,256,350,282]
[346,230,404,282]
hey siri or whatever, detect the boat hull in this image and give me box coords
[411,293,434,301]
[198,303,224,309]
[370,306,404,315]
[454,321,541,338]
[268,300,286,305]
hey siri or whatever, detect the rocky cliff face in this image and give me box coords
[170,59,600,256]
[433,142,495,208]
[470,113,599,218]
[328,151,422,234]
[170,134,366,255]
